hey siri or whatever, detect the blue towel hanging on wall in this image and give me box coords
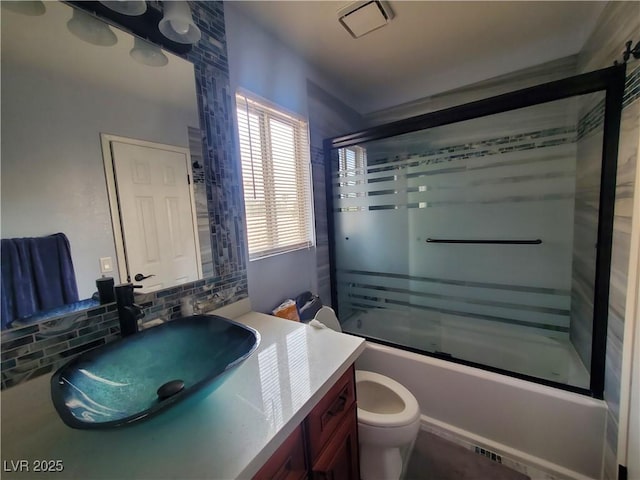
[1,233,79,329]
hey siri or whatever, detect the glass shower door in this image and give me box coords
[330,81,619,395]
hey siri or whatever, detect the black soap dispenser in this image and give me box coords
[96,276,115,304]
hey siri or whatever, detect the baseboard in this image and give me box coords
[419,414,599,480]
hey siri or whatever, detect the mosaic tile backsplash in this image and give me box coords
[1,1,248,390]
[1,274,247,390]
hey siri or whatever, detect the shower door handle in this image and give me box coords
[426,238,542,244]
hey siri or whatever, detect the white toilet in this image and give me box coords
[314,307,421,480]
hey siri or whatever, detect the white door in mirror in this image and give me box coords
[111,141,200,293]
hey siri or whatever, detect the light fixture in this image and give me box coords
[99,1,147,16]
[1,1,46,16]
[130,37,169,66]
[338,0,394,39]
[67,9,118,46]
[158,1,201,45]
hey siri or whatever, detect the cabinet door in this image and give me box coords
[306,366,356,461]
[253,425,307,480]
[311,408,359,480]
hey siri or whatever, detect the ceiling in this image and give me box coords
[229,1,607,114]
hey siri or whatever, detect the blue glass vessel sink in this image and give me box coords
[50,314,259,429]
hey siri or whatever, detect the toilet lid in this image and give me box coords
[356,370,420,427]
[314,307,342,332]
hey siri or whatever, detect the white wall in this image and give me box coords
[1,62,197,299]
[224,4,357,313]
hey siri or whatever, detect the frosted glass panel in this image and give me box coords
[333,92,607,390]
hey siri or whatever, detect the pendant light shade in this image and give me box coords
[130,37,169,67]
[67,9,118,46]
[158,1,201,44]
[99,1,147,16]
[1,1,46,16]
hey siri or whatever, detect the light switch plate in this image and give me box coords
[99,257,114,273]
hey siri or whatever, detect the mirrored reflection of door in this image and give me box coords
[109,140,201,292]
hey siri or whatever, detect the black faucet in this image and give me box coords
[115,283,145,337]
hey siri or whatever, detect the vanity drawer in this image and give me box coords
[310,406,359,480]
[305,366,356,461]
[253,424,307,480]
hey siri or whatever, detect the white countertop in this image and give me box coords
[0,301,365,479]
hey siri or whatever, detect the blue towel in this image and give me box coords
[1,233,79,329]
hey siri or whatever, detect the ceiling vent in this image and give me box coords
[338,1,394,39]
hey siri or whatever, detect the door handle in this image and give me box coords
[134,273,155,282]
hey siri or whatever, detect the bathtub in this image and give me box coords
[342,308,590,388]
[355,340,607,480]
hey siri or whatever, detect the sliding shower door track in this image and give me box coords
[349,333,597,399]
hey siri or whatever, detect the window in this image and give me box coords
[337,147,367,213]
[236,93,314,260]
[338,146,366,188]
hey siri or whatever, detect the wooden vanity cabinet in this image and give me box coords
[253,424,307,480]
[253,366,360,480]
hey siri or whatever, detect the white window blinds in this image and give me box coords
[338,146,366,187]
[236,93,314,260]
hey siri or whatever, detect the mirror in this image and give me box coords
[1,1,209,329]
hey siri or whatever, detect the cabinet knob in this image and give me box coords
[327,393,348,417]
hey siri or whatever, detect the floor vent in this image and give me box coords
[474,446,502,464]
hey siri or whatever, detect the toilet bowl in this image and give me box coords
[313,307,421,480]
